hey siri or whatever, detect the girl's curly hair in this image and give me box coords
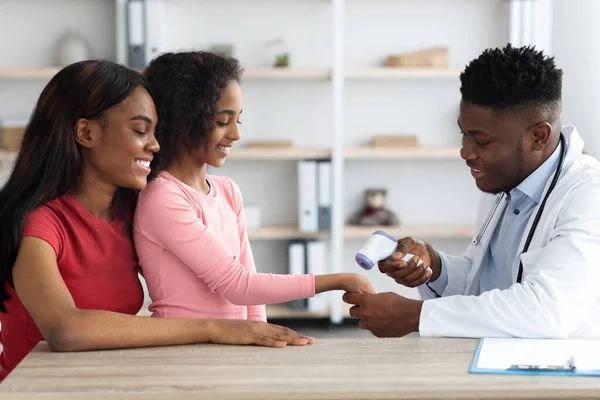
[143,51,243,177]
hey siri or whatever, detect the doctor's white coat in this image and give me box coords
[418,126,600,338]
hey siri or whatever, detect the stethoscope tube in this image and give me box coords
[471,134,567,284]
[516,134,566,283]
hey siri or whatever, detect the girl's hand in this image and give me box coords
[315,273,376,295]
[340,273,376,294]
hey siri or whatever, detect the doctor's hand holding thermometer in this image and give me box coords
[355,230,440,288]
[343,231,437,337]
[378,237,442,288]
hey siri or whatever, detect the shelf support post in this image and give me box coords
[330,0,345,325]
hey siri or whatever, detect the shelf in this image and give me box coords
[247,226,330,240]
[0,147,460,162]
[0,67,331,80]
[345,67,463,79]
[266,303,352,320]
[344,224,474,240]
[243,68,331,80]
[0,67,463,80]
[247,225,473,240]
[229,147,331,160]
[266,304,329,319]
[137,303,351,320]
[344,146,461,160]
[0,67,61,79]
[0,150,16,161]
[0,148,331,163]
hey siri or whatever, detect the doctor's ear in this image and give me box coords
[531,122,553,151]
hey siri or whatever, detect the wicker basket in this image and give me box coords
[385,47,448,68]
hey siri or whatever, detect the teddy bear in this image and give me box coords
[350,188,399,226]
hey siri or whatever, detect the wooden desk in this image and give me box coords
[1,337,599,399]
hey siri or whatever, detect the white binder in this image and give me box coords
[317,161,332,231]
[306,240,328,313]
[144,0,167,64]
[125,0,167,68]
[297,161,318,233]
[126,0,146,68]
[288,240,307,310]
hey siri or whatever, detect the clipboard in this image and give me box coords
[469,337,600,377]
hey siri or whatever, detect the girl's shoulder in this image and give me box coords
[207,174,242,204]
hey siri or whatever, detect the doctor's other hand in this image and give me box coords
[315,273,376,295]
[377,236,441,287]
[343,292,423,338]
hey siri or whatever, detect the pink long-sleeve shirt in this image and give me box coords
[133,171,315,321]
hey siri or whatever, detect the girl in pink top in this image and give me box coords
[134,51,375,320]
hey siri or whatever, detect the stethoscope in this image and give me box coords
[471,134,567,284]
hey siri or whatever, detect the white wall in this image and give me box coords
[0,0,116,68]
[0,0,115,120]
[552,0,600,158]
[212,0,508,297]
[164,0,333,68]
[0,0,508,299]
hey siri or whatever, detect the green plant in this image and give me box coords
[274,53,289,67]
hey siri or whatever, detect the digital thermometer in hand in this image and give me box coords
[355,230,423,270]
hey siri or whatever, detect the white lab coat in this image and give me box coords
[418,126,600,338]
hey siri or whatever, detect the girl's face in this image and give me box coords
[192,80,242,168]
[76,86,160,191]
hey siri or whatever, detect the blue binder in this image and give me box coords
[469,337,600,377]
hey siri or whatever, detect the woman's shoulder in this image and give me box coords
[25,193,76,227]
[22,194,76,256]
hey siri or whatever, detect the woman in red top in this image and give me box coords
[0,60,313,381]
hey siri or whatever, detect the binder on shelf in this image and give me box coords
[126,0,166,68]
[115,0,128,64]
[287,240,307,311]
[306,240,328,313]
[317,161,332,231]
[297,160,318,233]
[144,0,166,65]
[127,0,146,68]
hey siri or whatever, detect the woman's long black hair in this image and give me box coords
[0,60,152,312]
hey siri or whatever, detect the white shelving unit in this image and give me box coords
[0,0,511,322]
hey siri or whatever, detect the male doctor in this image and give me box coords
[343,44,600,339]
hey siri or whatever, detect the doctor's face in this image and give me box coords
[458,100,537,194]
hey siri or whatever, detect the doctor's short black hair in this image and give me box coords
[143,51,243,177]
[459,44,563,114]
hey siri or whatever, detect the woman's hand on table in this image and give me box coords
[209,320,315,348]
